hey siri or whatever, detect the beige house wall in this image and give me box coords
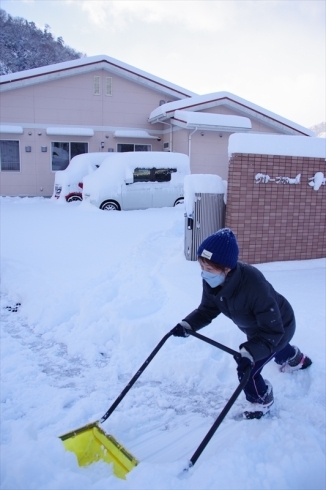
[170,106,280,180]
[0,62,312,197]
[1,70,172,127]
[0,69,169,196]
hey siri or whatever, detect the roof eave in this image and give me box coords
[149,93,314,136]
[0,56,196,99]
[171,119,251,132]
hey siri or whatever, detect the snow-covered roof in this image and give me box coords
[228,133,326,158]
[172,110,251,132]
[46,127,94,137]
[0,124,23,134]
[149,92,314,137]
[0,55,196,99]
[113,130,157,139]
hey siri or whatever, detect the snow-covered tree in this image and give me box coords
[0,9,85,75]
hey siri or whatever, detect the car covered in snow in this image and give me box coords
[52,152,111,202]
[82,152,190,211]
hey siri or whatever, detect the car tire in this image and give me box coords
[174,197,184,206]
[100,200,120,211]
[66,195,82,202]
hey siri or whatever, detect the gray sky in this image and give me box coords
[2,0,325,128]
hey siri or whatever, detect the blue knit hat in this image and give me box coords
[197,228,239,269]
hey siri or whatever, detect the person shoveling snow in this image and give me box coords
[173,228,312,419]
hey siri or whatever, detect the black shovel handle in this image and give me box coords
[100,329,244,424]
[184,329,250,467]
[187,329,241,360]
[188,362,251,468]
[100,331,173,423]
[99,328,251,469]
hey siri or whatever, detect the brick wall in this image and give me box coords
[225,153,326,264]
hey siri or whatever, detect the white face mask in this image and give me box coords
[201,270,225,288]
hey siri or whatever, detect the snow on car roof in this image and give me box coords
[83,152,190,197]
[54,153,111,185]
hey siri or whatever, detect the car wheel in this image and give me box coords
[66,195,82,202]
[100,200,120,211]
[174,197,184,206]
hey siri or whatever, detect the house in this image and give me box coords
[0,55,314,197]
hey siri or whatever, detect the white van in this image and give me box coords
[52,152,110,202]
[82,152,190,210]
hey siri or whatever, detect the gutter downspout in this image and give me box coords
[161,121,173,152]
[188,127,198,167]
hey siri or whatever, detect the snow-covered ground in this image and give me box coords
[1,197,325,490]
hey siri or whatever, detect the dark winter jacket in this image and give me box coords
[183,262,296,362]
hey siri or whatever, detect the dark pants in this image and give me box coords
[238,344,296,403]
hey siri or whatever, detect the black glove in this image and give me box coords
[234,348,254,381]
[172,322,191,337]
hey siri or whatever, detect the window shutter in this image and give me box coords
[106,77,112,96]
[93,76,100,95]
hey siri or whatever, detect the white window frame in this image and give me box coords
[117,143,152,152]
[51,141,89,172]
[0,139,20,172]
[106,77,112,96]
[93,76,100,95]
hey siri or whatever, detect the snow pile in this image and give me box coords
[308,172,326,191]
[184,174,226,216]
[1,197,325,490]
[228,133,326,158]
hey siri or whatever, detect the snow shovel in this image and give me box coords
[59,329,251,478]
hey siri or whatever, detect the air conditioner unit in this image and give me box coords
[163,142,170,151]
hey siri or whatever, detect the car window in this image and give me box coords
[133,168,151,182]
[153,168,177,182]
[132,167,177,183]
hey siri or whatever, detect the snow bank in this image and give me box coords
[1,197,325,490]
[229,133,326,158]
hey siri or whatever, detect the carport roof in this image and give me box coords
[172,110,251,132]
[148,91,314,136]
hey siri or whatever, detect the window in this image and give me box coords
[51,142,88,171]
[133,167,177,183]
[117,144,151,152]
[133,168,151,183]
[154,168,177,182]
[0,140,20,171]
[106,77,112,96]
[93,76,100,95]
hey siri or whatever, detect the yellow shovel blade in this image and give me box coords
[59,422,139,479]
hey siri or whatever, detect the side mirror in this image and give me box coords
[124,177,133,185]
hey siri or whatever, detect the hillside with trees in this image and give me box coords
[310,122,326,138]
[0,8,84,75]
[0,8,324,133]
